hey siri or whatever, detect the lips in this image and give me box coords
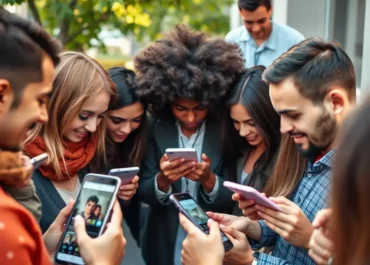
[114,133,128,141]
[246,135,258,142]
[74,130,88,138]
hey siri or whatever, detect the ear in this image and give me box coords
[325,88,347,115]
[268,6,273,18]
[0,79,13,114]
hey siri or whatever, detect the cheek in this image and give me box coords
[131,122,141,131]
[233,123,240,132]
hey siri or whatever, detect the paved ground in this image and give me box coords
[120,220,146,265]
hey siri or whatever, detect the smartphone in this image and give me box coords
[223,181,282,212]
[165,148,198,162]
[108,167,139,185]
[170,193,233,251]
[55,173,121,265]
[30,153,48,170]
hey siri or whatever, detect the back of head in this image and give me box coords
[0,7,60,107]
[238,0,271,11]
[331,98,370,264]
[134,24,244,119]
[263,37,356,105]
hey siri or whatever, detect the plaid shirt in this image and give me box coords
[250,149,335,265]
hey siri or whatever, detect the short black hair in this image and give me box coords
[86,195,99,205]
[134,24,244,119]
[238,0,272,11]
[0,8,61,108]
[263,37,356,104]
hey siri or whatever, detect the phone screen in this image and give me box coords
[174,195,233,250]
[56,177,119,265]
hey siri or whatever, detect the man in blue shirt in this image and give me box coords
[180,38,357,265]
[226,0,304,67]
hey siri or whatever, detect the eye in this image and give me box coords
[288,114,300,120]
[79,115,88,121]
[38,99,46,106]
[133,118,142,123]
[175,107,186,111]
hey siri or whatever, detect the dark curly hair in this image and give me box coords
[134,24,245,119]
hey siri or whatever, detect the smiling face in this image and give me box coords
[63,90,111,143]
[105,101,144,143]
[230,103,265,147]
[240,5,273,43]
[270,78,338,158]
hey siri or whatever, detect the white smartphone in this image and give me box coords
[30,153,48,170]
[55,173,121,265]
[170,193,233,251]
[108,167,139,185]
[165,148,198,162]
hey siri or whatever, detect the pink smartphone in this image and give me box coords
[223,181,282,212]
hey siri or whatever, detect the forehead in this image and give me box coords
[109,102,144,117]
[172,98,202,108]
[230,103,251,120]
[269,78,314,113]
[81,90,110,112]
[240,6,270,21]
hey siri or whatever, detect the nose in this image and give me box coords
[119,122,132,135]
[280,116,294,134]
[239,123,251,137]
[85,118,98,132]
[186,111,196,123]
[38,104,49,123]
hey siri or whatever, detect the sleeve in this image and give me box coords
[200,175,220,203]
[154,174,172,201]
[248,220,278,249]
[254,252,291,265]
[3,179,42,222]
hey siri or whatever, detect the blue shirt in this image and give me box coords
[225,22,304,68]
[249,149,334,265]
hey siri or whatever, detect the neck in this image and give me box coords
[249,142,266,157]
[181,126,199,138]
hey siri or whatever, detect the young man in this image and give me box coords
[226,0,304,67]
[180,38,356,265]
[79,195,99,220]
[0,8,125,265]
[134,25,245,265]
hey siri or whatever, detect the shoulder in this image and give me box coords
[225,26,246,43]
[274,22,305,43]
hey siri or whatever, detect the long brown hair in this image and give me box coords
[263,134,306,197]
[331,101,370,265]
[27,51,116,179]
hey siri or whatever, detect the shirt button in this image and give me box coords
[307,173,312,177]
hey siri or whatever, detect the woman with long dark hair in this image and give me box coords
[222,66,280,202]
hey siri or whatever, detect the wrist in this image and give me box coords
[201,173,216,193]
[157,172,171,192]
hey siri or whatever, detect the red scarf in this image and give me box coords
[24,136,97,181]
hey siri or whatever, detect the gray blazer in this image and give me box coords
[137,117,234,265]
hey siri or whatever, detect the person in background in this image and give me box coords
[226,0,304,68]
[134,24,244,265]
[93,205,103,220]
[0,8,125,265]
[222,66,280,216]
[25,51,117,233]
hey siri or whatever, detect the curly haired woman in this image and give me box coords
[134,25,244,265]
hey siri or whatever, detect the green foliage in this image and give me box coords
[2,0,233,50]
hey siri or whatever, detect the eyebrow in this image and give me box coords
[231,117,253,123]
[81,109,108,115]
[174,103,202,110]
[277,109,296,115]
[39,91,53,99]
[109,113,144,121]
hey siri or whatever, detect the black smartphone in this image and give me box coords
[55,173,121,265]
[170,192,233,251]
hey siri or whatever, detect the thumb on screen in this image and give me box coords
[74,215,88,243]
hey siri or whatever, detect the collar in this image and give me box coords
[175,121,206,139]
[311,149,336,168]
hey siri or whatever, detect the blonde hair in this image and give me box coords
[27,51,116,179]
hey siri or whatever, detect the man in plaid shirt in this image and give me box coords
[179,37,356,265]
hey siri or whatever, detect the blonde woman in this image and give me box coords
[25,51,116,233]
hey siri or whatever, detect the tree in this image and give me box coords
[2,0,234,51]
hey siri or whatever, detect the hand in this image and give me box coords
[157,154,196,192]
[180,214,224,265]
[232,193,265,220]
[14,154,33,187]
[308,209,334,265]
[185,153,215,192]
[74,200,126,265]
[118,175,139,201]
[221,226,254,265]
[0,152,33,187]
[43,199,75,259]
[207,212,250,235]
[255,196,314,248]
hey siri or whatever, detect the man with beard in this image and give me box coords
[179,38,356,265]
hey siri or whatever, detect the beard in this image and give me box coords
[292,109,337,161]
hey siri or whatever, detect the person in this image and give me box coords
[24,51,117,233]
[79,196,99,221]
[93,205,103,220]
[309,99,370,265]
[222,66,280,215]
[226,0,304,68]
[181,37,357,265]
[134,24,244,265]
[92,66,147,244]
[0,8,125,265]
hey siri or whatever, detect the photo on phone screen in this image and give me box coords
[55,174,120,265]
[171,193,233,251]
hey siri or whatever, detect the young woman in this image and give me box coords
[91,67,147,264]
[24,51,117,233]
[222,66,280,208]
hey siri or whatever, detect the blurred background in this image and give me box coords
[3,0,370,94]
